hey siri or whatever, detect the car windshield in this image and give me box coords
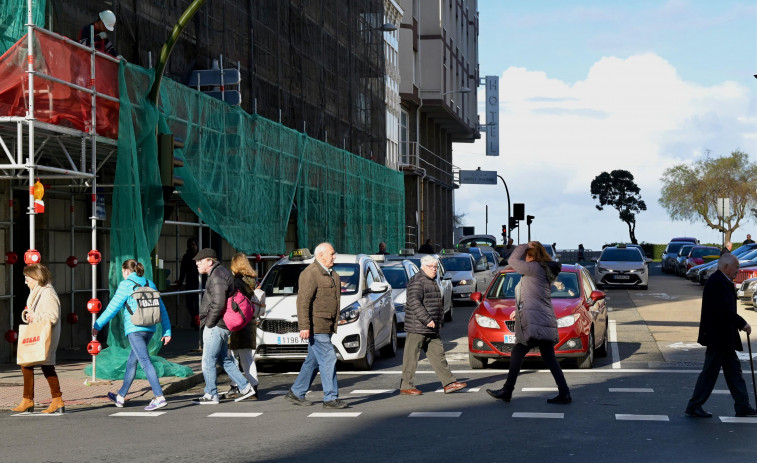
[678,245,694,257]
[382,267,408,289]
[691,247,719,258]
[440,256,472,271]
[459,238,496,248]
[261,263,360,296]
[484,252,497,265]
[666,242,690,254]
[486,272,580,299]
[600,249,643,262]
[739,249,757,261]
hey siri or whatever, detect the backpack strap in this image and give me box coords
[124,283,143,316]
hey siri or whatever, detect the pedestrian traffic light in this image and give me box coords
[158,133,184,187]
[527,215,534,226]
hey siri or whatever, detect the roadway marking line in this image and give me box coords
[11,412,65,417]
[274,368,709,375]
[522,387,558,392]
[409,412,462,418]
[351,389,395,394]
[712,390,730,394]
[615,414,668,421]
[208,413,263,418]
[512,412,563,419]
[267,390,289,395]
[609,388,654,393]
[609,319,621,369]
[434,388,480,393]
[308,412,362,418]
[719,417,757,423]
[109,412,167,417]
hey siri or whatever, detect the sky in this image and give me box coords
[453,0,757,251]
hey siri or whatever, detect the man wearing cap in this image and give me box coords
[78,10,118,57]
[192,248,255,404]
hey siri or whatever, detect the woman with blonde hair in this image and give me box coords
[222,253,265,400]
[12,264,65,414]
[486,241,571,404]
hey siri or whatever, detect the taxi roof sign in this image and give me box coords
[441,249,457,254]
[289,248,313,260]
[399,248,415,256]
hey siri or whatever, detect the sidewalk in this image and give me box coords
[0,328,205,410]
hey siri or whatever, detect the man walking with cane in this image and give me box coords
[685,253,757,418]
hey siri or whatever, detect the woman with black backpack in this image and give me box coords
[93,259,172,411]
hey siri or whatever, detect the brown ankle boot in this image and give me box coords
[41,397,65,414]
[11,398,34,413]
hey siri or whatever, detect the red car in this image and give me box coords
[468,265,608,369]
[684,246,720,273]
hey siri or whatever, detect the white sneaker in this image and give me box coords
[144,397,167,411]
[192,394,219,405]
[235,384,256,402]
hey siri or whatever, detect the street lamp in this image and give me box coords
[379,22,397,32]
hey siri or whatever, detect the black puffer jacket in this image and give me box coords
[199,262,233,330]
[404,271,444,335]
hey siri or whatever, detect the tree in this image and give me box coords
[659,150,757,243]
[590,170,647,244]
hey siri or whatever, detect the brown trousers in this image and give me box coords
[21,364,61,400]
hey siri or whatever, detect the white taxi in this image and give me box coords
[255,249,397,370]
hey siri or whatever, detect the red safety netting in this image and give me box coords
[0,31,119,138]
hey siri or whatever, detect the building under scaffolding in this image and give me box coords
[0,0,405,366]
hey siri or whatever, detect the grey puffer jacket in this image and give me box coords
[404,271,444,335]
[199,262,233,330]
[508,244,561,345]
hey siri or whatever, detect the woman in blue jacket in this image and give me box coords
[93,259,172,411]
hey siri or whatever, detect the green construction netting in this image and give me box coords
[85,62,192,380]
[0,0,44,53]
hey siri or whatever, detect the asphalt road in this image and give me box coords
[4,264,757,463]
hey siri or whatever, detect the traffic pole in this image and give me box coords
[748,332,757,404]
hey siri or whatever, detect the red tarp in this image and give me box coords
[0,32,119,138]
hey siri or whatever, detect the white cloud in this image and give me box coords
[454,53,755,249]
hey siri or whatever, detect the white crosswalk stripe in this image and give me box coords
[433,388,480,393]
[609,388,654,393]
[208,413,263,418]
[409,412,462,418]
[110,412,167,417]
[521,387,558,392]
[512,412,563,419]
[719,417,757,423]
[350,389,395,394]
[308,412,362,418]
[615,414,668,421]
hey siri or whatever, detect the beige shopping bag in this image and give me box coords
[16,322,52,367]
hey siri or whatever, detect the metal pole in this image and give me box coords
[748,332,757,404]
[497,175,511,239]
[70,193,75,347]
[7,184,13,362]
[26,0,36,251]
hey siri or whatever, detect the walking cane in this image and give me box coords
[748,332,757,404]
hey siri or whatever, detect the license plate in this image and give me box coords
[614,275,630,280]
[504,335,516,344]
[277,336,305,344]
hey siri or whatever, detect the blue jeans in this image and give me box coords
[291,333,339,402]
[119,331,163,398]
[202,325,249,396]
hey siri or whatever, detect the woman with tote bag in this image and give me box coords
[12,264,64,414]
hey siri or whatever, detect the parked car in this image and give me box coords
[661,237,698,273]
[377,260,419,340]
[256,249,397,370]
[691,244,757,284]
[383,252,453,320]
[440,252,492,303]
[482,249,502,272]
[467,265,608,369]
[594,245,649,289]
[737,277,757,306]
[681,246,720,275]
[456,234,498,249]
[672,244,696,276]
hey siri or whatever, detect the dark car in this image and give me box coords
[661,237,697,273]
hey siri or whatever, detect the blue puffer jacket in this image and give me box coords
[94,273,172,337]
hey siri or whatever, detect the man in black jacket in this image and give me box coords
[192,248,254,404]
[399,255,466,395]
[685,253,757,417]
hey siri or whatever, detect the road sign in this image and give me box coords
[459,169,497,185]
[188,69,241,87]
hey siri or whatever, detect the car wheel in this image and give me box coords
[468,353,488,369]
[640,285,648,290]
[596,325,609,358]
[379,320,398,358]
[353,328,375,370]
[576,331,595,369]
[444,305,453,322]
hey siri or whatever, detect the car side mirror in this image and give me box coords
[368,282,389,293]
[470,291,482,303]
[589,290,606,302]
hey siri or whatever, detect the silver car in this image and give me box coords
[594,245,649,290]
[738,277,757,306]
[378,260,419,339]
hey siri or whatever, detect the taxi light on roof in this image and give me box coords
[441,249,457,254]
[617,244,627,248]
[369,254,386,262]
[289,248,313,260]
[399,248,415,256]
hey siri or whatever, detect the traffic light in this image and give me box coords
[527,215,534,226]
[501,224,507,240]
[509,216,518,230]
[158,133,184,187]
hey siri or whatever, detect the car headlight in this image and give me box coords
[557,314,579,328]
[629,267,645,273]
[597,265,608,273]
[339,302,360,325]
[475,313,500,329]
[394,303,405,312]
[458,279,469,285]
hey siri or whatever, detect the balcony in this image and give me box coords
[398,141,458,189]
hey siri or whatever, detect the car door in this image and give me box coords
[581,268,607,345]
[473,255,491,291]
[365,261,389,344]
[436,260,452,312]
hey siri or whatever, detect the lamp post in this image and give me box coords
[415,86,472,247]
[497,175,511,239]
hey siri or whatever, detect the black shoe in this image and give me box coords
[323,399,349,409]
[685,406,713,418]
[486,387,512,402]
[547,393,572,404]
[220,385,240,399]
[735,407,757,417]
[285,390,311,406]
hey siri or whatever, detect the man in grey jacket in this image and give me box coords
[192,248,254,404]
[399,254,466,395]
